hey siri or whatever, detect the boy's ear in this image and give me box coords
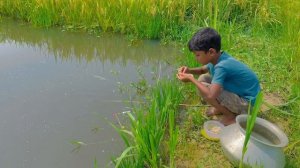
[208,48,216,55]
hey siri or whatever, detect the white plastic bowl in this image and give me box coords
[204,120,225,139]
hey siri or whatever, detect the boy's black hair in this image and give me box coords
[188,27,221,52]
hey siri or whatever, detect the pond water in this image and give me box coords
[0,19,180,168]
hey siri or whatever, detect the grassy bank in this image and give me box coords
[1,0,299,167]
[0,0,290,40]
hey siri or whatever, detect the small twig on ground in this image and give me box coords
[270,95,300,108]
[104,100,145,104]
[284,139,300,152]
[262,95,300,117]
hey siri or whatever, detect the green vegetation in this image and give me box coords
[239,92,263,168]
[1,0,299,167]
[112,80,183,168]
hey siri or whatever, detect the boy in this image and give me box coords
[177,27,260,125]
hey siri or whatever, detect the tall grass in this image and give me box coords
[112,80,183,167]
[0,0,280,40]
[0,0,188,39]
[168,107,178,168]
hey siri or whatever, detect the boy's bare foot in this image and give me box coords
[220,115,236,126]
[205,107,222,117]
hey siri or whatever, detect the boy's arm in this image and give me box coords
[178,65,209,75]
[188,66,209,75]
[177,73,222,100]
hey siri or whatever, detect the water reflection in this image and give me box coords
[0,18,178,65]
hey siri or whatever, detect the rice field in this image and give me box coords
[1,0,299,167]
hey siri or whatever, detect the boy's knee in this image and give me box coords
[198,73,212,83]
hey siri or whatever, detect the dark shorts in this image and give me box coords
[198,74,249,114]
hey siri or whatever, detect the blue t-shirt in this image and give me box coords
[206,52,260,105]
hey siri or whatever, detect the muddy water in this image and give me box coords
[0,19,180,168]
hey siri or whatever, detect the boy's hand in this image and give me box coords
[176,72,194,82]
[177,66,189,74]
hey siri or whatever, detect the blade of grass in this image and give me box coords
[114,146,136,168]
[239,91,263,168]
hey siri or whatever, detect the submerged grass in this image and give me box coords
[1,0,299,167]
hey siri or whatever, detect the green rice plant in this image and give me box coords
[168,108,178,168]
[239,91,263,168]
[94,158,99,168]
[112,80,183,167]
[164,81,183,168]
[213,0,218,29]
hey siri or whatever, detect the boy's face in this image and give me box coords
[193,50,211,65]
